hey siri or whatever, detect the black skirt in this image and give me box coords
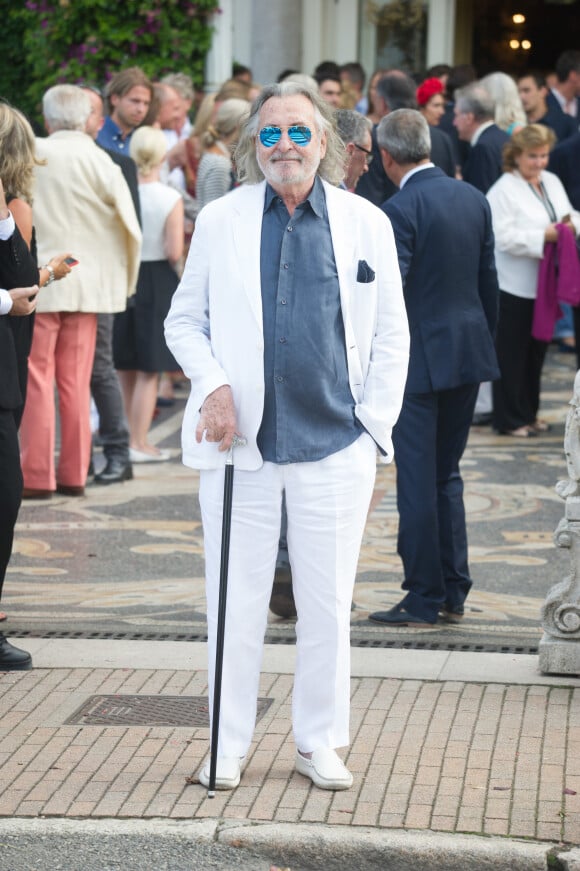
[113,260,179,373]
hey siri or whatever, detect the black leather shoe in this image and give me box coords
[0,634,32,670]
[94,459,134,485]
[269,555,297,619]
[369,603,437,627]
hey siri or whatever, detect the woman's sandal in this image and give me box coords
[501,426,537,438]
[531,419,551,433]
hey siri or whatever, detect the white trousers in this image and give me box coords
[199,432,377,757]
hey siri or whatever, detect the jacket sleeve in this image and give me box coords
[0,225,39,289]
[478,199,500,337]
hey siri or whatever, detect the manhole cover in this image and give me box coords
[65,695,273,727]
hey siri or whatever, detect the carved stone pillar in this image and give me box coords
[539,373,580,674]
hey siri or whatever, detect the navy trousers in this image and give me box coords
[393,384,479,622]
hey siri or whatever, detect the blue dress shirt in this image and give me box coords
[97,116,133,153]
[257,177,362,464]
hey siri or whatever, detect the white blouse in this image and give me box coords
[486,170,580,299]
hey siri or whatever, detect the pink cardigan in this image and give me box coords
[532,223,580,342]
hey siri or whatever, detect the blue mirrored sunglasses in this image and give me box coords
[259,125,312,147]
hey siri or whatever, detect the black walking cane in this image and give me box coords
[208,433,246,798]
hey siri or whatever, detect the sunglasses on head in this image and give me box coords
[259,125,312,147]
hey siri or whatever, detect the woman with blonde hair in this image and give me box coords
[487,124,580,437]
[113,125,184,462]
[196,97,250,209]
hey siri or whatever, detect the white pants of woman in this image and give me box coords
[199,432,377,758]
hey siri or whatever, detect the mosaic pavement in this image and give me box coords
[4,349,579,650]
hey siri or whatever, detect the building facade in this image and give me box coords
[204,0,580,91]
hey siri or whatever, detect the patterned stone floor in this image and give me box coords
[4,348,579,650]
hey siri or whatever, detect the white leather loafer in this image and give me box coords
[198,755,246,790]
[295,748,353,790]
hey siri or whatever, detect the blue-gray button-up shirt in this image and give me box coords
[97,116,132,153]
[257,177,362,464]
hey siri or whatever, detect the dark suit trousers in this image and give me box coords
[90,314,130,464]
[393,384,478,622]
[0,408,23,601]
[492,291,548,432]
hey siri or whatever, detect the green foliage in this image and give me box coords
[4,0,218,123]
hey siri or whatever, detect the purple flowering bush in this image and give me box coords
[6,0,218,121]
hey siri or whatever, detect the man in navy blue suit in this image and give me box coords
[355,72,456,207]
[546,50,580,129]
[454,83,508,195]
[369,110,500,627]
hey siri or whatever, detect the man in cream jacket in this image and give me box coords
[165,82,409,792]
[20,85,141,498]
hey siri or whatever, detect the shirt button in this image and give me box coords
[276,376,284,382]
[280,299,287,305]
[283,263,289,269]
[279,337,287,343]
[287,226,293,232]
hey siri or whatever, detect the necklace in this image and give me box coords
[528,179,557,223]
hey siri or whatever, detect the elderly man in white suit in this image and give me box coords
[165,82,409,792]
[19,85,141,498]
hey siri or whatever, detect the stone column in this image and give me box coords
[539,371,580,675]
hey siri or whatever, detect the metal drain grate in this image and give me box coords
[12,628,540,654]
[65,694,273,727]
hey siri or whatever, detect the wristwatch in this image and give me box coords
[44,263,55,285]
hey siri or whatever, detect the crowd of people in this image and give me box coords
[1,48,580,792]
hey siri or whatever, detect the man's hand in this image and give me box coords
[8,286,39,317]
[196,385,239,452]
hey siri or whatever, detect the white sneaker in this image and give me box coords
[295,748,353,790]
[198,755,246,790]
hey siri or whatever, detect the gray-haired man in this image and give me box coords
[166,81,409,793]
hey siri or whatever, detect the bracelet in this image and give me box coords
[43,264,55,285]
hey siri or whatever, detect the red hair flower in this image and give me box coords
[416,77,444,106]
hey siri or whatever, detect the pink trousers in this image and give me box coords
[20,312,97,491]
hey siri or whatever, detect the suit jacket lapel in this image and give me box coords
[232,181,266,330]
[323,181,356,319]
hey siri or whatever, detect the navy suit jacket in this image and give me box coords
[356,122,456,206]
[548,132,580,210]
[538,105,577,142]
[462,124,509,194]
[546,91,580,131]
[382,166,500,393]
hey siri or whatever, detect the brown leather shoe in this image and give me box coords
[56,484,85,497]
[21,488,53,500]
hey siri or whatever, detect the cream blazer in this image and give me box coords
[165,179,410,471]
[33,130,142,313]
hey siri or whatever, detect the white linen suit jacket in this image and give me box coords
[164,178,409,471]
